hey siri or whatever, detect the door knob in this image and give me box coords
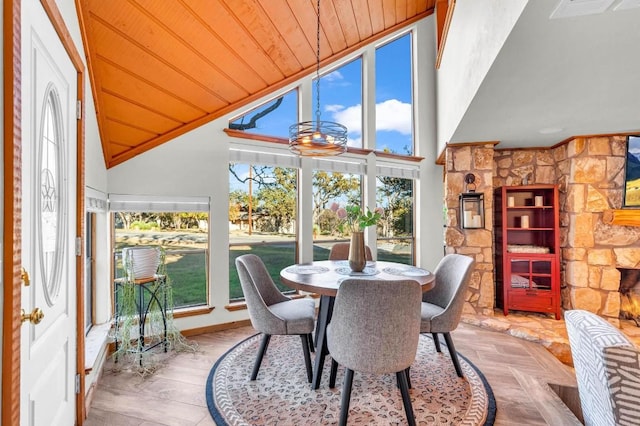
[21,267,30,286]
[21,308,44,325]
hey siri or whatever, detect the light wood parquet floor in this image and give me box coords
[84,323,580,425]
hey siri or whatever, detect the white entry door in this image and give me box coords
[20,0,78,424]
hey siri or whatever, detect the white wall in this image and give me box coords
[414,17,444,271]
[436,0,528,154]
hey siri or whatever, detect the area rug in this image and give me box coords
[206,334,496,425]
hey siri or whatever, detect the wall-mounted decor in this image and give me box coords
[623,135,640,208]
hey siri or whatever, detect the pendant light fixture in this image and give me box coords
[289,0,348,156]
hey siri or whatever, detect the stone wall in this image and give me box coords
[444,144,495,316]
[562,137,640,324]
[444,137,640,321]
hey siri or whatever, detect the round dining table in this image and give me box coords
[280,260,435,389]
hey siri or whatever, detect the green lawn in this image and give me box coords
[116,240,411,307]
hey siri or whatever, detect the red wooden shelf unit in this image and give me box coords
[494,185,561,320]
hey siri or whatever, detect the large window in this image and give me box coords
[312,170,362,260]
[228,163,297,300]
[376,175,414,264]
[229,90,298,139]
[375,33,413,155]
[111,196,209,309]
[313,58,363,149]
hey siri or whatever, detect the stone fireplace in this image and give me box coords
[444,137,640,324]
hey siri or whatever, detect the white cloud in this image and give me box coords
[323,70,344,83]
[330,104,362,134]
[327,99,412,136]
[375,99,412,135]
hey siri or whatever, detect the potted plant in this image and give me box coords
[336,205,382,272]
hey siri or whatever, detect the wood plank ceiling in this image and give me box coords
[76,0,435,168]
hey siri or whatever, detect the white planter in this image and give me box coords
[123,247,161,280]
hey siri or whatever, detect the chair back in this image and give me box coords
[235,254,290,334]
[328,279,421,374]
[423,254,474,324]
[328,242,373,261]
[565,309,640,426]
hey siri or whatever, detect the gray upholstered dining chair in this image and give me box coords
[328,242,373,261]
[235,254,315,382]
[327,278,422,426]
[420,254,474,378]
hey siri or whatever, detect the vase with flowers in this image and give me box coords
[336,205,382,272]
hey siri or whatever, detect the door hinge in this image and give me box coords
[75,237,82,256]
[75,373,81,394]
[76,100,82,120]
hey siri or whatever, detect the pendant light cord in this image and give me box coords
[315,0,322,123]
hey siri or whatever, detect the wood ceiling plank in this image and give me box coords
[333,0,360,45]
[396,0,408,23]
[90,21,228,111]
[320,0,347,54]
[416,0,433,15]
[101,92,183,135]
[138,0,268,95]
[106,120,158,147]
[368,0,386,34]
[187,0,286,86]
[407,0,418,17]
[96,62,206,123]
[225,0,302,75]
[382,0,397,28]
[260,0,317,70]
[88,0,248,103]
[352,0,373,41]
[286,0,332,64]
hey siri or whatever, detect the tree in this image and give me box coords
[312,171,360,222]
[256,167,297,233]
[228,97,283,131]
[377,176,413,237]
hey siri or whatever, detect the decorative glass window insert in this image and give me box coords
[39,87,66,305]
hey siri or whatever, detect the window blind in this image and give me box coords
[109,194,210,212]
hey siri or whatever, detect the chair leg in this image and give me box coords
[307,333,315,353]
[396,367,412,389]
[396,370,416,426]
[443,332,464,378]
[300,334,313,383]
[251,334,271,380]
[329,358,338,388]
[432,332,442,352]
[339,368,354,426]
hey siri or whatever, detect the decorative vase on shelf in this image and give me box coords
[348,231,366,272]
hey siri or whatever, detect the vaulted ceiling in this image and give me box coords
[76,0,436,168]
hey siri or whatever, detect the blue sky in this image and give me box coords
[230,33,413,156]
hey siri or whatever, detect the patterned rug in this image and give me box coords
[206,334,496,425]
